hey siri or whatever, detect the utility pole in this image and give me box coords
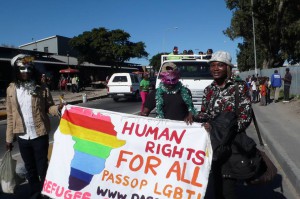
[251,0,258,75]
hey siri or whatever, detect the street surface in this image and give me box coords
[0,97,298,198]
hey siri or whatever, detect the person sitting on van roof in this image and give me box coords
[167,46,181,60]
[204,48,213,59]
[140,62,197,124]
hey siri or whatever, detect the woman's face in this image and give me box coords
[209,61,228,80]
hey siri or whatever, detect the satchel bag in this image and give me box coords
[247,149,277,185]
[210,111,238,164]
[221,83,277,184]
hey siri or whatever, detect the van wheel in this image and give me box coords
[113,98,119,102]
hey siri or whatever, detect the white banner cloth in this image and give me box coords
[42,105,212,199]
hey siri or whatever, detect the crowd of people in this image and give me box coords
[167,46,213,60]
[245,67,292,106]
[5,50,292,198]
[58,74,82,93]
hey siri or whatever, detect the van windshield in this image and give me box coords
[160,62,212,79]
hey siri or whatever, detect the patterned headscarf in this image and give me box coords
[160,70,180,85]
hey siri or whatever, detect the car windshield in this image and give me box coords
[159,61,212,79]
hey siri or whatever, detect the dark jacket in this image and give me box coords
[210,111,259,179]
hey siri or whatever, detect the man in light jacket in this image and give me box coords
[6,54,63,199]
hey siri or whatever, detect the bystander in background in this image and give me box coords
[139,74,150,113]
[271,70,282,103]
[282,68,292,102]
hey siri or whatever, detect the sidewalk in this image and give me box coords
[252,99,300,195]
[0,87,108,120]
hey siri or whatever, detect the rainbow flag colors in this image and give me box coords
[60,106,125,190]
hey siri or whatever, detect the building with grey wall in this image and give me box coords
[19,35,77,57]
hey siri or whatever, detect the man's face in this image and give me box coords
[210,61,228,80]
[18,65,33,81]
[173,48,178,55]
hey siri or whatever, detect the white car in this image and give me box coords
[107,73,141,102]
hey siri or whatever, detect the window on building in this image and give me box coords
[33,48,37,51]
[44,47,48,53]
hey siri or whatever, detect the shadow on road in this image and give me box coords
[237,174,286,199]
[204,174,286,199]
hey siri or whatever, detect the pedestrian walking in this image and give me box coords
[271,70,282,103]
[251,77,258,103]
[71,74,78,93]
[139,74,150,113]
[266,77,271,104]
[6,54,63,199]
[259,77,267,106]
[282,68,292,102]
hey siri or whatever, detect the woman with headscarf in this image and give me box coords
[140,62,197,124]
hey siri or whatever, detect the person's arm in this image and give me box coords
[45,87,63,116]
[184,112,194,125]
[236,82,253,132]
[184,89,197,125]
[285,74,292,83]
[6,85,14,151]
[140,79,144,91]
[271,75,274,87]
[140,107,151,116]
[198,87,211,122]
[197,87,213,132]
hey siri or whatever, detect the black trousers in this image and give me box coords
[205,162,237,199]
[17,135,49,197]
[284,85,290,101]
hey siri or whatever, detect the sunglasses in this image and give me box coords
[19,66,33,73]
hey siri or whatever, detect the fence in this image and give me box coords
[239,65,300,96]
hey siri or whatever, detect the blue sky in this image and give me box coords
[1,0,241,66]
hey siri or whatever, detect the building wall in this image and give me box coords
[19,35,76,56]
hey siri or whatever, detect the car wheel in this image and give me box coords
[113,98,119,102]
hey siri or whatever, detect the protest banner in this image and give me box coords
[42,105,212,199]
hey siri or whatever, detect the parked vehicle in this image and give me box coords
[107,73,141,102]
[156,54,213,111]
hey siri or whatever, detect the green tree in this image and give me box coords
[149,52,166,71]
[224,0,300,70]
[69,27,149,66]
